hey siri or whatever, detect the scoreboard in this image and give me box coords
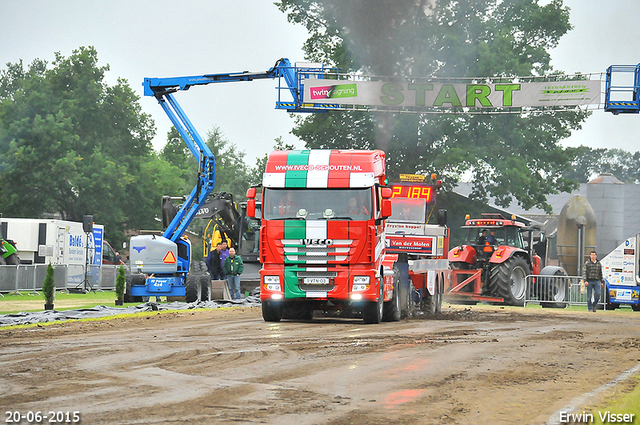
[389,182,436,204]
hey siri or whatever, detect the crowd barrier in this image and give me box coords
[524,274,607,309]
[0,264,120,295]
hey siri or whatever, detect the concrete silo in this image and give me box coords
[587,173,625,257]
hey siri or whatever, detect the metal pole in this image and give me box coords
[577,223,584,278]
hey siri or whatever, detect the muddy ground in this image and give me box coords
[1,305,640,424]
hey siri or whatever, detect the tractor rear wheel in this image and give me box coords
[489,256,529,306]
[539,266,568,308]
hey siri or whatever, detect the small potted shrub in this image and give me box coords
[115,265,126,306]
[42,263,55,310]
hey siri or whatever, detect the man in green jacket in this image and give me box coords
[223,247,244,299]
[582,250,604,312]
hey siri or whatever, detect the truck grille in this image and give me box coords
[282,239,352,264]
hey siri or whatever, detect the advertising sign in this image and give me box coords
[387,236,435,255]
[304,79,601,109]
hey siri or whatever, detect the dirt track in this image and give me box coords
[1,305,640,424]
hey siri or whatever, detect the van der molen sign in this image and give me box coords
[303,80,600,109]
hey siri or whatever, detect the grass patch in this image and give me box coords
[0,290,145,314]
[590,375,640,424]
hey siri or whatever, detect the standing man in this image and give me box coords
[219,240,230,280]
[206,242,224,280]
[582,250,604,312]
[223,248,244,300]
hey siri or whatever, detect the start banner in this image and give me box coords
[303,79,601,109]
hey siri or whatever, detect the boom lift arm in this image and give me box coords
[142,59,293,243]
[128,58,336,300]
[142,58,334,243]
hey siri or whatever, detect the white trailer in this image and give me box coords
[0,218,105,288]
[601,234,640,311]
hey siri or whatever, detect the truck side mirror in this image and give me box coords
[246,187,257,218]
[381,199,392,219]
[381,187,392,199]
[438,209,447,226]
[246,199,256,218]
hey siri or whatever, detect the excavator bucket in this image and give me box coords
[210,279,232,300]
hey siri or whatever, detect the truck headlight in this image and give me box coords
[264,276,281,291]
[352,276,370,292]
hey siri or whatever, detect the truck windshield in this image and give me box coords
[389,199,426,223]
[263,188,372,220]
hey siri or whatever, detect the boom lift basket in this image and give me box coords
[605,64,640,114]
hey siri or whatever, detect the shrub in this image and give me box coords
[115,265,126,301]
[42,263,55,306]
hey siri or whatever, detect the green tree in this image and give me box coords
[160,127,193,191]
[564,146,640,183]
[159,125,253,198]
[0,47,161,246]
[277,0,588,213]
[205,126,252,198]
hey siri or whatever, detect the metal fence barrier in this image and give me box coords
[525,274,607,309]
[0,264,120,294]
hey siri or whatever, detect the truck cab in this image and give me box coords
[248,149,397,324]
[102,240,123,265]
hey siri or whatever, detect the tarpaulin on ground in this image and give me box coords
[0,293,261,327]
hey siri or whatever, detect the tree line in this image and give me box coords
[0,47,273,249]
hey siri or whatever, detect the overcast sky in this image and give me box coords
[1,0,639,166]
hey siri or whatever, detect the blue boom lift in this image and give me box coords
[126,59,334,302]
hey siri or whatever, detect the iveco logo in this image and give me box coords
[301,239,333,246]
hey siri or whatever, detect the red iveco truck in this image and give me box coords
[246,149,450,323]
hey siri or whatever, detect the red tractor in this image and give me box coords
[447,213,543,306]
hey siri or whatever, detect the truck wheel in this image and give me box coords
[489,256,529,306]
[427,277,443,315]
[428,280,442,316]
[199,274,211,301]
[4,253,19,265]
[363,281,384,324]
[383,267,401,322]
[632,304,640,312]
[402,283,416,318]
[262,300,283,322]
[539,266,568,308]
[185,274,201,303]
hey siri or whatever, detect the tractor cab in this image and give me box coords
[461,213,527,261]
